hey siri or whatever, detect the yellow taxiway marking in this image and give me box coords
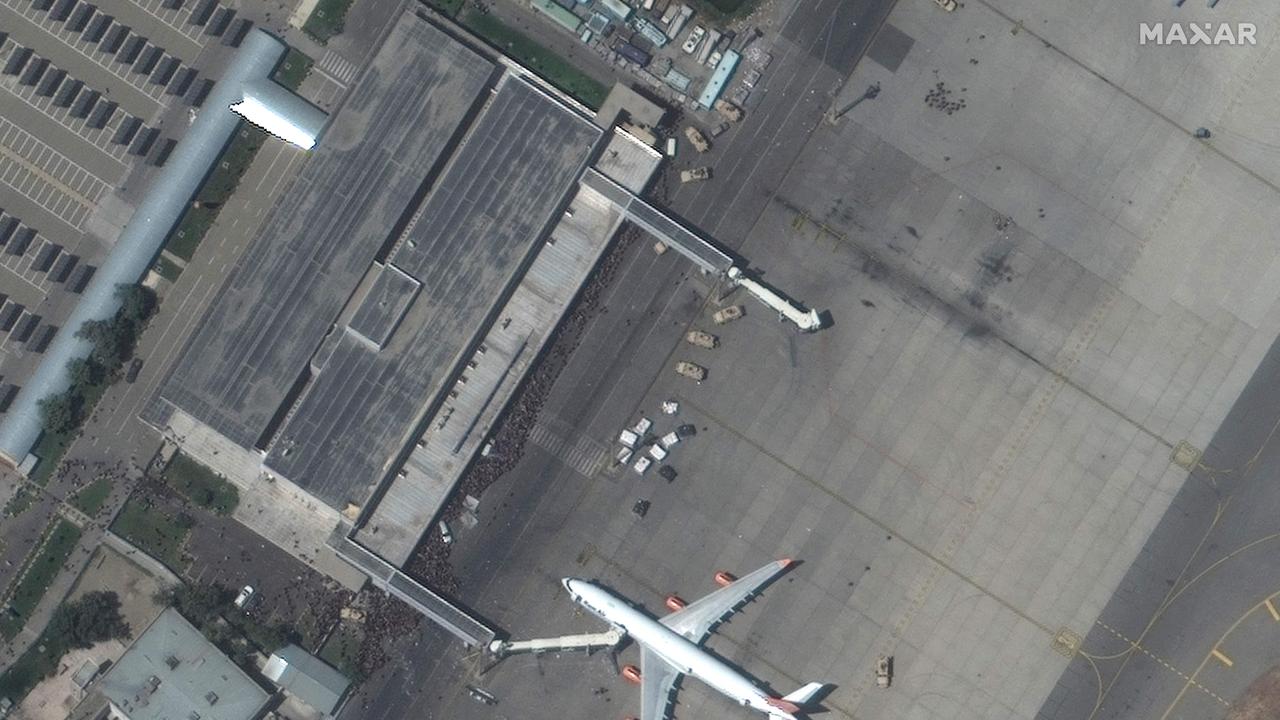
[1210,649,1233,668]
[1265,598,1280,622]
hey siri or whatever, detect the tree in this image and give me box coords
[66,358,103,389]
[115,284,156,329]
[38,392,83,435]
[161,584,231,628]
[76,319,128,368]
[49,591,130,649]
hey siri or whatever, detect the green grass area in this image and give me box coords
[111,498,192,573]
[319,622,364,679]
[162,125,267,262]
[29,426,74,488]
[303,0,355,44]
[200,127,268,207]
[70,477,112,517]
[163,206,215,262]
[164,453,238,516]
[426,0,464,16]
[0,625,69,701]
[0,519,82,640]
[3,486,37,518]
[273,47,314,91]
[152,253,183,283]
[461,10,609,109]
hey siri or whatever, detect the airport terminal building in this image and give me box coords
[140,8,661,602]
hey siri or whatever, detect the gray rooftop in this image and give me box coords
[347,264,420,349]
[97,608,270,720]
[263,74,601,509]
[264,644,350,714]
[143,16,496,449]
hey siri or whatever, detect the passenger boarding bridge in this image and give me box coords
[579,168,824,332]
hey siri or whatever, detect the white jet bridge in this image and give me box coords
[488,628,624,657]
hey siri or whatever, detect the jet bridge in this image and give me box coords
[579,167,825,332]
[488,628,624,657]
[727,266,823,332]
[580,167,733,274]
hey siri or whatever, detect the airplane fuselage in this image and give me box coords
[563,578,793,719]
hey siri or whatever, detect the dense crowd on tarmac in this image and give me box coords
[405,225,644,593]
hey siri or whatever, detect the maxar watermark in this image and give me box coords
[1139,22,1257,45]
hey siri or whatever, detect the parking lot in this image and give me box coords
[0,116,108,231]
[0,0,259,414]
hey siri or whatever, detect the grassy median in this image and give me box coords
[461,10,608,109]
[0,519,83,640]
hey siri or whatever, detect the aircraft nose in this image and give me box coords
[561,578,575,594]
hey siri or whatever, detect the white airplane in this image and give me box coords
[561,559,824,719]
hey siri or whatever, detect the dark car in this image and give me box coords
[632,499,650,518]
[676,424,697,439]
[125,357,144,383]
[658,465,677,482]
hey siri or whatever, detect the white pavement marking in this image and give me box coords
[117,277,210,432]
[317,49,357,85]
[123,0,211,49]
[0,117,107,229]
[529,420,608,478]
[1,0,171,107]
[252,142,289,192]
[0,72,131,165]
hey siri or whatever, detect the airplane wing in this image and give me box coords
[639,645,681,720]
[659,559,791,645]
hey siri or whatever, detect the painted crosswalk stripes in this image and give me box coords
[318,49,359,84]
[528,421,607,478]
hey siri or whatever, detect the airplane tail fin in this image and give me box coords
[765,682,825,718]
[782,682,825,706]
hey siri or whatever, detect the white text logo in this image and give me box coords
[1139,22,1257,45]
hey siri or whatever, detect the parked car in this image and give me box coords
[676,424,698,438]
[681,167,711,183]
[685,330,719,348]
[712,305,744,324]
[675,361,707,382]
[682,25,706,54]
[126,357,144,383]
[658,465,678,482]
[438,520,453,544]
[234,585,255,609]
[632,499,651,517]
[684,126,710,152]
